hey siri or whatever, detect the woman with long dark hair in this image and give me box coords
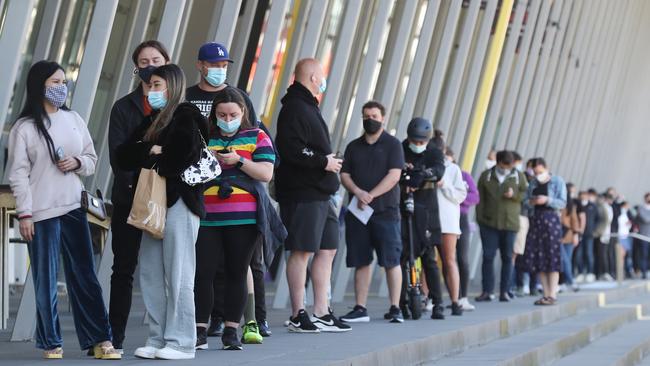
[431,133,467,316]
[107,40,170,352]
[194,87,279,350]
[116,64,207,360]
[7,60,120,359]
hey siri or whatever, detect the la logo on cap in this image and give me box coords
[218,47,225,56]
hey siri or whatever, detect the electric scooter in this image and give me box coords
[403,192,422,320]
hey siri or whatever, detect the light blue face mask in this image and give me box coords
[409,142,426,154]
[217,118,241,134]
[147,90,167,110]
[319,77,327,94]
[205,67,227,87]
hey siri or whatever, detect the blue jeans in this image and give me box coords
[560,243,575,285]
[29,208,111,350]
[575,236,595,275]
[479,225,516,295]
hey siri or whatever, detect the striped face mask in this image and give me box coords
[44,84,68,108]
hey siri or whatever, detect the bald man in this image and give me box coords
[275,58,350,333]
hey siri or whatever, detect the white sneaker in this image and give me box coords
[602,273,615,282]
[558,284,567,293]
[586,273,596,283]
[134,346,159,359]
[522,284,530,295]
[575,274,585,283]
[459,297,475,311]
[155,347,195,360]
[423,298,433,312]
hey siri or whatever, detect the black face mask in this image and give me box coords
[137,65,157,83]
[363,118,382,135]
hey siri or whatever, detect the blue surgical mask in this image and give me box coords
[44,84,68,108]
[147,90,167,110]
[205,67,227,87]
[217,118,241,134]
[319,78,327,94]
[409,143,426,154]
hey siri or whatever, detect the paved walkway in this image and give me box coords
[0,281,648,365]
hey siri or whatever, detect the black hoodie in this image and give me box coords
[274,82,339,202]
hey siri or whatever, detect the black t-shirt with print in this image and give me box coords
[185,84,258,123]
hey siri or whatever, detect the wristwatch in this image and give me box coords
[236,156,245,168]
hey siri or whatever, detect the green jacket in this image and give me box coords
[476,168,528,231]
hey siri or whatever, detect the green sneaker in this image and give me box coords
[242,321,263,344]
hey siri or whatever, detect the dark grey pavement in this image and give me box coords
[2,281,650,365]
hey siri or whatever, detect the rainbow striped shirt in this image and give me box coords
[202,128,275,226]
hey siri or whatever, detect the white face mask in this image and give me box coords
[536,171,550,183]
[515,163,523,172]
[581,200,589,206]
[485,159,496,170]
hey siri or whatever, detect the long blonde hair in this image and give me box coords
[144,64,186,141]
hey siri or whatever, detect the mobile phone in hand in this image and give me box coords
[55,147,64,162]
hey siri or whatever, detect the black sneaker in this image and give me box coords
[287,309,320,333]
[196,327,208,350]
[340,305,370,323]
[431,304,445,320]
[258,320,272,337]
[221,326,242,350]
[386,305,404,323]
[311,309,352,332]
[475,292,494,302]
[207,317,224,337]
[399,304,411,320]
[451,302,463,316]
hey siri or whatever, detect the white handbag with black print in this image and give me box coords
[181,134,221,186]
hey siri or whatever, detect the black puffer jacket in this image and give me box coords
[116,102,209,218]
[274,82,339,202]
[401,141,446,250]
[109,85,147,206]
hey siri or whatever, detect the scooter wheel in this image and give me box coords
[408,289,422,320]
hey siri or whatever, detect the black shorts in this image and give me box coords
[280,200,339,253]
[345,213,402,269]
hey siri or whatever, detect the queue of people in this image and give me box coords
[7,39,650,361]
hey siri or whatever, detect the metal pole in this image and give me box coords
[394,0,442,139]
[460,0,515,171]
[472,0,526,172]
[451,0,498,159]
[436,0,482,137]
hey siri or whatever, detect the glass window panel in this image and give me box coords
[4,0,46,128]
[53,0,97,101]
[86,0,141,143]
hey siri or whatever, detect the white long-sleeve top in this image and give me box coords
[7,109,97,222]
[437,160,467,235]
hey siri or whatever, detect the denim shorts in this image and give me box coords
[345,213,402,268]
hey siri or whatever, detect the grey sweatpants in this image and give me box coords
[139,199,199,353]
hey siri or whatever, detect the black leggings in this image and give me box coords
[195,225,259,324]
[210,237,267,322]
[457,213,470,298]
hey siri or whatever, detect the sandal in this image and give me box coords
[534,297,548,306]
[43,347,63,359]
[93,342,122,360]
[540,297,557,306]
